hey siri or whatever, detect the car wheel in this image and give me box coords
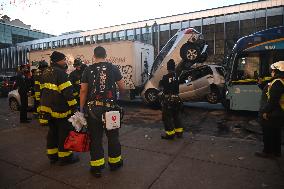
[207,89,220,104]
[180,43,201,63]
[144,89,159,106]
[9,98,19,111]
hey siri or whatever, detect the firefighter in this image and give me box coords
[255,61,284,158]
[80,46,125,177]
[39,51,79,165]
[159,59,183,140]
[16,64,31,123]
[33,60,49,117]
[69,58,84,104]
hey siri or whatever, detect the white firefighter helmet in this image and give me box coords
[271,61,284,72]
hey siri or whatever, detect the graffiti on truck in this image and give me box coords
[116,65,135,89]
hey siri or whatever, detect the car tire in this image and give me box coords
[144,89,159,106]
[9,97,19,111]
[180,43,201,63]
[206,88,220,104]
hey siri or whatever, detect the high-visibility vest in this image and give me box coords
[266,78,284,110]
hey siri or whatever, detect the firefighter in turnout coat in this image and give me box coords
[39,51,80,165]
[159,59,183,140]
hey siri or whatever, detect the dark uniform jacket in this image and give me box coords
[159,72,179,95]
[39,63,77,124]
[16,72,30,95]
[69,69,83,98]
[262,78,284,120]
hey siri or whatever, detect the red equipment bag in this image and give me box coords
[64,131,90,152]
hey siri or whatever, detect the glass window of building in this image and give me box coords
[255,9,266,31]
[79,37,84,45]
[52,41,57,48]
[126,29,134,40]
[118,30,125,41]
[105,33,111,42]
[85,36,91,44]
[67,38,73,46]
[190,19,202,32]
[226,13,239,22]
[181,20,189,29]
[61,39,67,47]
[112,32,118,42]
[159,24,170,49]
[267,7,283,28]
[43,42,47,49]
[135,28,141,41]
[38,43,43,50]
[91,35,96,43]
[142,25,151,44]
[170,22,180,37]
[48,41,52,48]
[97,34,104,43]
[240,11,255,36]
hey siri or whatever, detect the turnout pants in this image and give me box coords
[162,104,183,137]
[87,110,122,170]
[262,119,282,156]
[19,93,28,121]
[46,118,73,161]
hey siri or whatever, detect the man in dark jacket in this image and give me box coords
[80,46,125,178]
[39,51,79,165]
[16,64,31,123]
[159,59,183,140]
[255,61,284,158]
[69,58,84,104]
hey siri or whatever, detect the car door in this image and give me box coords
[179,70,198,101]
[191,66,212,100]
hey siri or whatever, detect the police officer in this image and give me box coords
[39,51,79,165]
[33,60,49,117]
[80,46,124,177]
[159,59,183,140]
[16,64,31,123]
[255,61,284,158]
[69,58,84,104]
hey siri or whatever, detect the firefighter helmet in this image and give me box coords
[271,61,284,72]
[38,60,48,69]
[73,58,83,67]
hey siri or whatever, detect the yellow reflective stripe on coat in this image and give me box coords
[39,106,72,118]
[75,80,80,85]
[108,155,122,164]
[267,79,284,110]
[40,83,60,92]
[39,119,48,124]
[58,81,72,91]
[73,92,79,96]
[58,151,72,158]
[166,130,175,136]
[67,99,77,106]
[175,128,183,133]
[232,79,257,83]
[47,148,58,155]
[90,158,105,167]
[35,81,40,85]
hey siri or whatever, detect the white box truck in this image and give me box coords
[28,41,154,100]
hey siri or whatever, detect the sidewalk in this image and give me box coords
[0,121,283,189]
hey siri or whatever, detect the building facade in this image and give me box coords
[1,0,284,72]
[0,21,53,49]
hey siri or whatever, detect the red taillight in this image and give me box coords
[184,28,193,34]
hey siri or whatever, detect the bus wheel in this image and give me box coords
[180,43,201,63]
[145,89,159,106]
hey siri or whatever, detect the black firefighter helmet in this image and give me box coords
[73,58,83,67]
[38,60,49,69]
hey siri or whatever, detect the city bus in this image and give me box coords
[223,26,284,111]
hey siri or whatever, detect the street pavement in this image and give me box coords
[0,117,284,189]
[0,97,284,189]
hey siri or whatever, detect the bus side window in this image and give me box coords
[234,54,260,81]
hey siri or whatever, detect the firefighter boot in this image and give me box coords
[59,154,80,166]
[109,160,123,171]
[161,134,175,140]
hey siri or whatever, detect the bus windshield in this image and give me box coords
[150,35,178,77]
